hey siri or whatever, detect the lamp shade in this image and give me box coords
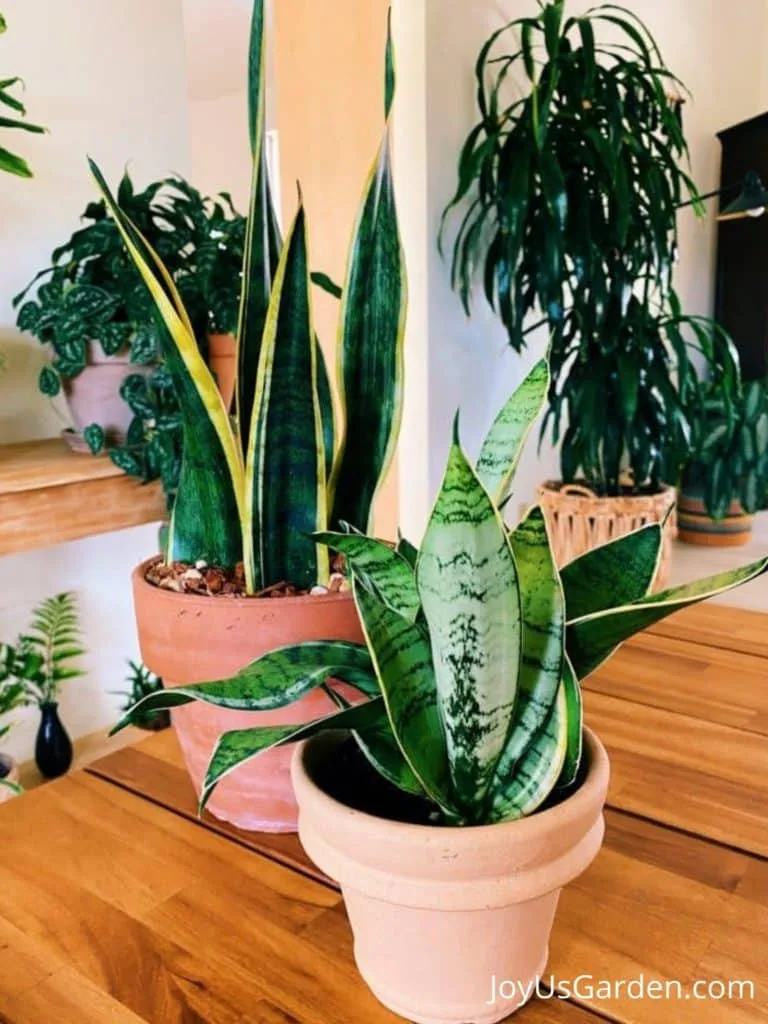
[718,170,768,221]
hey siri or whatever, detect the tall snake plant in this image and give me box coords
[113,359,768,825]
[89,2,405,594]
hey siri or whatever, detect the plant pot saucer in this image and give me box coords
[61,428,92,455]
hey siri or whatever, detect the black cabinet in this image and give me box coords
[715,112,768,381]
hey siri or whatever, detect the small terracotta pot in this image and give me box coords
[0,753,20,804]
[678,491,754,547]
[132,558,364,832]
[207,332,237,410]
[293,729,609,1024]
[63,341,152,448]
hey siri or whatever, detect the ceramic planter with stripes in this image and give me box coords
[678,491,754,547]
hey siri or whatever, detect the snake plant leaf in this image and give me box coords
[476,359,550,503]
[315,341,335,482]
[416,428,521,811]
[236,0,282,450]
[246,203,328,591]
[89,159,245,570]
[384,8,395,120]
[109,641,377,735]
[353,576,455,814]
[329,119,407,533]
[557,654,583,791]
[560,523,663,620]
[492,506,564,779]
[486,682,568,824]
[313,529,419,621]
[568,557,768,680]
[396,533,419,569]
[200,696,386,812]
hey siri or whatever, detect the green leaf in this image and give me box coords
[353,577,454,814]
[384,8,396,119]
[396,533,419,569]
[38,366,61,397]
[315,340,335,483]
[487,682,568,823]
[568,558,768,680]
[312,529,419,621]
[492,506,564,779]
[89,159,246,574]
[236,0,282,451]
[310,271,342,300]
[83,424,105,455]
[476,359,550,503]
[557,655,583,789]
[200,696,386,811]
[111,640,376,735]
[560,523,663,620]
[245,203,327,591]
[329,123,407,534]
[416,429,521,811]
[0,145,33,178]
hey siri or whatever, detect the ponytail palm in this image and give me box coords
[113,358,768,824]
[90,2,406,593]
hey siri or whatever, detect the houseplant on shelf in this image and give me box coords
[679,378,768,546]
[114,358,768,1024]
[0,668,26,801]
[13,172,199,451]
[93,0,406,833]
[114,661,170,733]
[1,10,46,178]
[442,0,740,585]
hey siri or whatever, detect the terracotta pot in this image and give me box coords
[678,491,754,547]
[293,729,609,1024]
[132,558,364,832]
[0,753,20,804]
[62,341,152,449]
[207,332,237,410]
[538,481,677,589]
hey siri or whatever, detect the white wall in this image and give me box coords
[395,0,768,536]
[0,0,191,763]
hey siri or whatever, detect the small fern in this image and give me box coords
[19,592,85,704]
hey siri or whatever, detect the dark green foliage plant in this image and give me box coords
[114,662,170,732]
[683,379,768,519]
[0,11,46,178]
[443,0,740,496]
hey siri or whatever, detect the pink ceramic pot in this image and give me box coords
[132,558,364,833]
[63,342,152,445]
[293,729,610,1024]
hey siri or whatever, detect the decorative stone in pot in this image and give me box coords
[293,730,610,1024]
[538,481,677,589]
[132,557,364,833]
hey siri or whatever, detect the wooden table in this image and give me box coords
[0,603,767,1023]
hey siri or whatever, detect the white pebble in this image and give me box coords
[310,585,329,596]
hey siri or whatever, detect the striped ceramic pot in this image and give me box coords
[678,490,754,547]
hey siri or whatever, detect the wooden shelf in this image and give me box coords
[0,438,165,557]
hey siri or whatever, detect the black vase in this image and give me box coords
[35,702,73,779]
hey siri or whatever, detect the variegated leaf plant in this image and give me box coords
[89,2,406,593]
[113,359,768,825]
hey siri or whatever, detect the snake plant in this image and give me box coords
[89,2,405,593]
[113,359,768,825]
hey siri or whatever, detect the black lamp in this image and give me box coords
[678,169,768,221]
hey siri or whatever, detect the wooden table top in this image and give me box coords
[1,603,767,1023]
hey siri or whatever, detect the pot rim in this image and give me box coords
[540,480,676,501]
[293,726,609,844]
[133,555,355,610]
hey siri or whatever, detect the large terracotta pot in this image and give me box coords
[538,481,677,589]
[63,342,152,448]
[207,332,237,410]
[293,729,609,1024]
[132,558,363,832]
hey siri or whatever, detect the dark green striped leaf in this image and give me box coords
[557,655,583,790]
[487,683,568,823]
[353,577,454,814]
[476,359,550,502]
[200,697,386,812]
[236,0,283,451]
[416,430,521,810]
[110,640,376,735]
[396,533,419,569]
[492,506,564,779]
[568,558,768,680]
[313,529,419,621]
[560,523,663,621]
[315,340,335,482]
[329,125,407,533]
[246,204,327,591]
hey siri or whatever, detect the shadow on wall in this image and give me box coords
[0,331,69,442]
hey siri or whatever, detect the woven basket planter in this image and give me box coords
[538,482,677,590]
[678,491,753,547]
